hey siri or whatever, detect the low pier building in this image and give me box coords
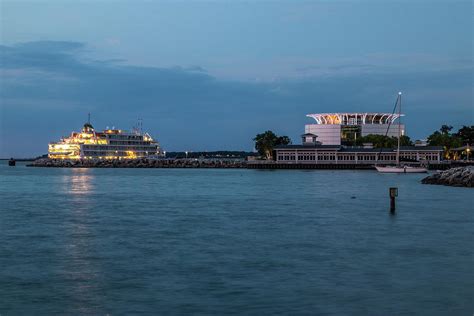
[273,143,443,165]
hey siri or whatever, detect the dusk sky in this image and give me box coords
[0,0,472,157]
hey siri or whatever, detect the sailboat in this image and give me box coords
[375,92,428,173]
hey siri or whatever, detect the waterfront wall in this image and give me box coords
[247,161,450,170]
[25,158,464,170]
[247,161,375,170]
[27,158,246,168]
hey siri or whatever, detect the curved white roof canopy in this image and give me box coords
[306,113,404,125]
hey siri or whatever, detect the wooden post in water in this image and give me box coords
[389,187,398,213]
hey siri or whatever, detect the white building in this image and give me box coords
[273,144,443,165]
[305,113,405,145]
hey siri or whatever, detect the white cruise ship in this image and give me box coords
[48,120,161,159]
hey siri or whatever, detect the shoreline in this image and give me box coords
[421,167,474,187]
[23,158,473,170]
[26,158,247,169]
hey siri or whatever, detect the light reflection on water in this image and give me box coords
[65,168,94,196]
[61,169,103,313]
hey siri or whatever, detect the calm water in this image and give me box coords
[0,162,473,315]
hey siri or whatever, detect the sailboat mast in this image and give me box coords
[396,92,401,165]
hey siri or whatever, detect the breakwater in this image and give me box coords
[27,158,454,170]
[27,158,246,168]
[421,167,474,187]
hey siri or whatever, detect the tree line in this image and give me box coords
[426,125,473,159]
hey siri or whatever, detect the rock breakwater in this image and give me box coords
[27,158,246,168]
[421,167,474,187]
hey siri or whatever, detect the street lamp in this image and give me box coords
[185,151,188,159]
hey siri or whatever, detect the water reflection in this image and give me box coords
[60,169,103,313]
[68,168,94,196]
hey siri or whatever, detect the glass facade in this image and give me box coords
[340,125,361,146]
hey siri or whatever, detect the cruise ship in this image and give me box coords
[48,120,162,159]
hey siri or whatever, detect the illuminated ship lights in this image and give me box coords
[48,120,161,160]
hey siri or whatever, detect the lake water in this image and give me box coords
[1,162,473,315]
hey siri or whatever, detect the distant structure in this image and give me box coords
[414,139,429,147]
[305,113,404,145]
[268,113,442,165]
[272,142,443,165]
[247,111,445,168]
[48,118,162,159]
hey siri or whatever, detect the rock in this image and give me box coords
[26,158,247,169]
[421,167,474,188]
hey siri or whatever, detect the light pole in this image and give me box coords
[185,151,188,159]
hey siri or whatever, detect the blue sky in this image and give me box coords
[0,0,472,157]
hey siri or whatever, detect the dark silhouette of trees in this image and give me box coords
[355,134,413,148]
[427,125,469,159]
[254,131,291,159]
[455,125,474,145]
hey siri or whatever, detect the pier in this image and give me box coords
[24,157,456,170]
[247,161,375,170]
[27,158,246,168]
[246,161,450,170]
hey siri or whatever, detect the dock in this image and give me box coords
[246,161,452,170]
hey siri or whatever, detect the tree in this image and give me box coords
[455,125,474,145]
[427,126,462,159]
[355,134,413,148]
[399,135,414,146]
[253,131,291,159]
[440,125,453,135]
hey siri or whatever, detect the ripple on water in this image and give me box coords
[0,164,473,315]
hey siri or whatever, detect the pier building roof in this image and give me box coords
[306,113,404,125]
[275,144,341,149]
[274,145,444,152]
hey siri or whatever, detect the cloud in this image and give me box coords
[0,41,216,112]
[104,38,121,46]
[0,41,472,157]
[14,40,85,52]
[0,41,86,74]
